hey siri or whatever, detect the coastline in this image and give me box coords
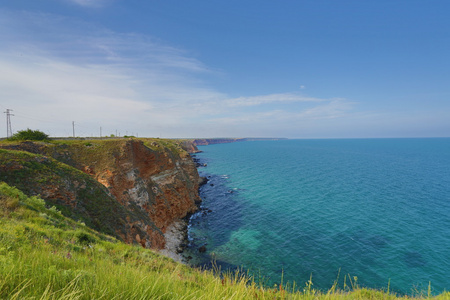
[159,154,209,263]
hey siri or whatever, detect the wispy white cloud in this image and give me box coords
[0,8,360,138]
[65,0,111,8]
[0,9,210,73]
[295,99,354,119]
[224,93,325,107]
[206,99,354,125]
[0,11,222,136]
[185,98,360,138]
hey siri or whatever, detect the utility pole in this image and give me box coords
[72,121,75,138]
[4,109,14,138]
[100,126,102,138]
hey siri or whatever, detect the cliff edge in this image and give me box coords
[0,138,201,250]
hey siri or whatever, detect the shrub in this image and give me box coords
[26,196,46,210]
[8,129,50,141]
[75,230,97,245]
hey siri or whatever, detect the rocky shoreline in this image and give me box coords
[158,219,190,263]
[159,153,210,264]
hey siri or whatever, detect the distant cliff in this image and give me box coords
[192,138,245,146]
[0,138,201,249]
[192,137,287,146]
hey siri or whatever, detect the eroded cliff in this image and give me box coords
[0,138,201,249]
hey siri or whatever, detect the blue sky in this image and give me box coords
[1,0,449,138]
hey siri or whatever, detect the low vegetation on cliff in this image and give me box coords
[7,129,51,142]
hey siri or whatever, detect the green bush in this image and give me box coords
[8,129,50,141]
[75,230,97,245]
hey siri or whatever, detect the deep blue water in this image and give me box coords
[185,138,450,295]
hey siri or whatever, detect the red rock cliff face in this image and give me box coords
[0,139,201,250]
[93,140,201,248]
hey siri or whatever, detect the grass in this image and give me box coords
[0,182,449,299]
[0,148,138,238]
[18,137,192,172]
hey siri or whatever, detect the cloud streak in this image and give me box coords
[224,93,325,107]
[0,8,359,138]
[65,0,111,8]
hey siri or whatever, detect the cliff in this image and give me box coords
[192,138,244,146]
[192,137,287,146]
[0,138,201,249]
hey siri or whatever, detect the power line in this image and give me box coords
[4,109,14,138]
[13,112,57,124]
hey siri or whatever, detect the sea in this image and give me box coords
[184,138,450,295]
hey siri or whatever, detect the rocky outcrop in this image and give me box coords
[0,138,201,250]
[181,140,202,153]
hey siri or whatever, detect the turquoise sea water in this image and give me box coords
[185,138,450,295]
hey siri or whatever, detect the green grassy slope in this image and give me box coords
[0,148,159,242]
[1,182,448,299]
[0,138,191,174]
